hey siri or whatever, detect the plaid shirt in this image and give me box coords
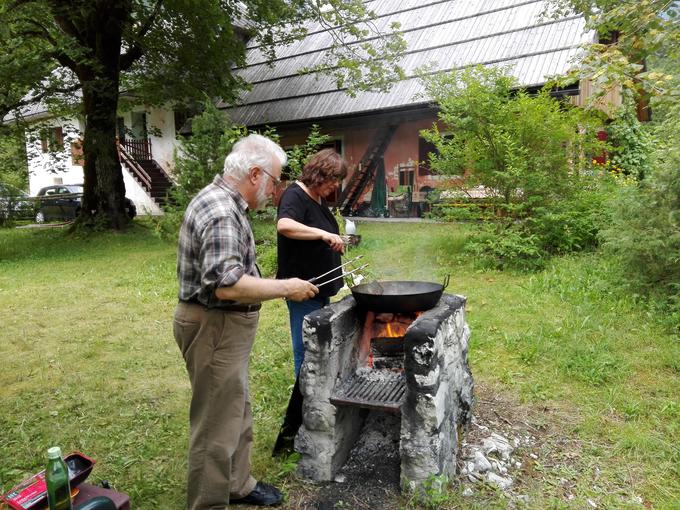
[176,175,260,308]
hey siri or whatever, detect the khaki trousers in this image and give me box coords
[174,302,259,510]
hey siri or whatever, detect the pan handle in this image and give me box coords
[442,274,450,289]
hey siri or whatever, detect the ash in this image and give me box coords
[307,411,401,509]
[353,367,403,381]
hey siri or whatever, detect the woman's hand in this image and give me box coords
[320,231,345,253]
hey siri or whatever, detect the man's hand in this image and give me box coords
[285,278,319,302]
[215,274,318,303]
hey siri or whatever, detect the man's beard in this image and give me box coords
[255,177,270,209]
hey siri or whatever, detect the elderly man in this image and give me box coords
[174,134,318,509]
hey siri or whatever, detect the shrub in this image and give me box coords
[599,101,680,330]
[421,66,609,268]
[421,66,603,213]
[467,173,618,270]
[606,103,653,180]
[427,201,494,222]
[466,224,545,270]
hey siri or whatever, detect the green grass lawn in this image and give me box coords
[1,220,678,509]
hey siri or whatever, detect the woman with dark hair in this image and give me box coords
[276,148,348,377]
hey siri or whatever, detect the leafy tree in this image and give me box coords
[546,0,680,106]
[151,102,246,238]
[421,66,611,269]
[0,127,28,189]
[0,0,404,230]
[172,104,247,207]
[154,105,334,241]
[422,66,602,214]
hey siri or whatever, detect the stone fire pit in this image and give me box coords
[295,293,474,491]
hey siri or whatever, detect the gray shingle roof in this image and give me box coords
[221,0,594,126]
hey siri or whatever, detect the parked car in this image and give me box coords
[0,182,34,221]
[34,184,137,223]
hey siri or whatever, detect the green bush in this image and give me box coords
[600,170,680,329]
[421,66,608,268]
[427,202,493,222]
[284,124,331,180]
[597,95,680,330]
[606,103,653,180]
[467,173,617,270]
[466,224,545,270]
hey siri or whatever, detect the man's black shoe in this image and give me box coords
[230,482,283,506]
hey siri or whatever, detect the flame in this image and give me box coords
[362,312,421,368]
[375,321,408,338]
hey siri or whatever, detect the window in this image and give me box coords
[174,110,188,136]
[130,111,147,139]
[418,137,437,176]
[399,164,415,186]
[116,117,126,142]
[40,127,64,153]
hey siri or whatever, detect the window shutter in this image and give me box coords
[53,127,64,147]
[40,131,49,152]
[71,138,84,166]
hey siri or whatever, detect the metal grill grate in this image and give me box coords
[330,370,406,413]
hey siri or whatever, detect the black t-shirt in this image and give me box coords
[276,183,343,298]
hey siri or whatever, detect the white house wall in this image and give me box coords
[27,116,163,215]
[122,167,163,216]
[147,107,177,175]
[27,118,85,195]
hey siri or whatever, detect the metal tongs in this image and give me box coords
[308,255,368,288]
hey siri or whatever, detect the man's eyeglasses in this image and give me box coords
[259,167,281,187]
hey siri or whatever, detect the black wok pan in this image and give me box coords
[351,276,449,313]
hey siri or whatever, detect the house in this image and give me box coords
[11,101,177,215]
[9,0,614,218]
[220,0,608,217]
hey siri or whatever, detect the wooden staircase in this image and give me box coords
[338,124,397,216]
[118,141,174,207]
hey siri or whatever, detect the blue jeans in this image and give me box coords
[287,297,329,378]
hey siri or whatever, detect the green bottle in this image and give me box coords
[46,446,73,510]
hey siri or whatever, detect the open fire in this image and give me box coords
[360,312,420,369]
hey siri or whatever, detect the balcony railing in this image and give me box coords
[122,137,151,161]
[117,144,152,190]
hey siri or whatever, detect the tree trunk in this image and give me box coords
[81,81,127,229]
[78,1,131,229]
